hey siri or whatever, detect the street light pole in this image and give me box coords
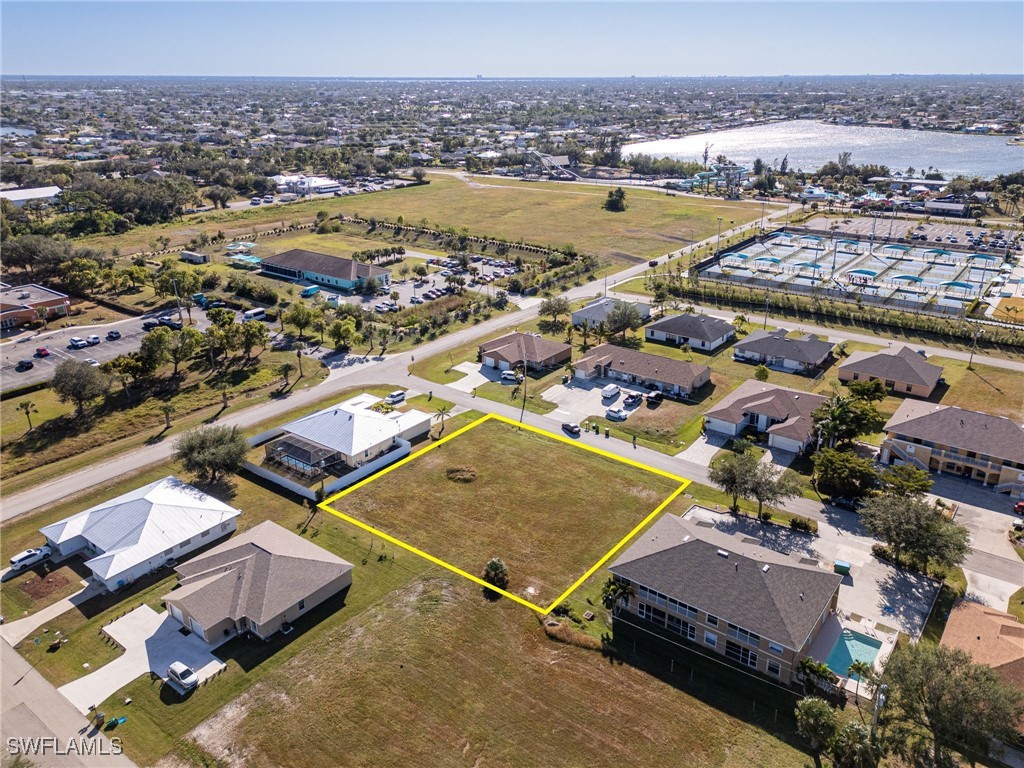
[967,326,983,369]
[716,217,723,255]
[171,278,184,323]
[763,294,771,330]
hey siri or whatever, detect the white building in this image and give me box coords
[0,186,62,208]
[270,174,341,195]
[40,477,241,592]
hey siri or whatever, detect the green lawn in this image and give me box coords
[1008,587,1024,623]
[325,418,682,609]
[920,566,968,645]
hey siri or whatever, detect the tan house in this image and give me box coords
[479,332,571,372]
[940,600,1024,733]
[704,381,828,453]
[838,346,943,397]
[879,401,1024,497]
[609,512,842,686]
[574,344,710,397]
[163,521,353,643]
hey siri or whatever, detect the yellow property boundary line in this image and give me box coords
[318,413,690,615]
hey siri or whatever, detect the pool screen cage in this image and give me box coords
[265,435,337,478]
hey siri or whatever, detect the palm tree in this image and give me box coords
[159,403,176,430]
[278,361,295,387]
[564,324,574,345]
[563,361,575,379]
[294,342,305,377]
[595,320,608,345]
[362,325,376,354]
[847,660,873,716]
[16,400,38,431]
[434,405,451,435]
[829,722,878,768]
[600,577,634,609]
[578,319,591,349]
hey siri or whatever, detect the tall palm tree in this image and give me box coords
[847,660,873,716]
[16,400,38,431]
[595,320,608,345]
[578,319,591,349]
[434,405,451,435]
[159,403,176,430]
[278,361,295,387]
[294,342,306,377]
[796,697,839,768]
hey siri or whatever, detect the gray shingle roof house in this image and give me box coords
[703,380,828,452]
[610,512,842,683]
[163,521,352,643]
[574,344,710,396]
[838,346,943,397]
[261,249,391,292]
[570,297,651,327]
[479,332,571,372]
[644,313,735,352]
[733,329,834,374]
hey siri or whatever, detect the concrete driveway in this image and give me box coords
[447,361,502,393]
[542,378,643,423]
[58,605,225,714]
[676,432,728,466]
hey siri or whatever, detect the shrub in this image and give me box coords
[445,466,477,483]
[789,515,817,533]
[871,543,893,562]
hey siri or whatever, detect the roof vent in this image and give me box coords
[794,395,800,399]
[716,549,729,558]
[799,592,805,601]
[762,564,770,573]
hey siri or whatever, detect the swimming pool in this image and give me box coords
[825,629,882,679]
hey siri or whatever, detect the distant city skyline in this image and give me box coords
[2,2,1022,78]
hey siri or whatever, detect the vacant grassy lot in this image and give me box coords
[327,418,683,608]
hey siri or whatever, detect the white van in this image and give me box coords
[601,384,621,399]
[10,545,52,573]
[242,308,266,321]
[384,390,406,405]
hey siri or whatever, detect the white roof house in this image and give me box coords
[40,477,241,591]
[0,186,62,207]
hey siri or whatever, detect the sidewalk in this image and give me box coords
[1,582,101,646]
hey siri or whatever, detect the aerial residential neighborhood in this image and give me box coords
[1,3,1023,768]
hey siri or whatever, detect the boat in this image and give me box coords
[1008,137,1024,146]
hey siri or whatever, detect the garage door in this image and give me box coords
[169,604,183,624]
[482,356,496,368]
[189,618,206,641]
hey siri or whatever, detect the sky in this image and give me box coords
[2,1,1022,78]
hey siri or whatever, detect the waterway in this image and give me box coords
[0,126,36,137]
[622,120,1022,179]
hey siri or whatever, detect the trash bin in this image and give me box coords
[605,427,610,438]
[562,374,569,384]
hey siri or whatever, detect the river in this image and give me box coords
[622,120,1022,179]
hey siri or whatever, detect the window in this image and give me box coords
[179,538,192,548]
[725,640,758,668]
[201,529,210,538]
[298,599,305,611]
[727,623,761,647]
[164,548,174,556]
[221,523,231,532]
[766,659,781,676]
[667,597,698,620]
[706,614,719,627]
[704,631,718,649]
[769,641,784,655]
[666,615,696,640]
[904,384,912,393]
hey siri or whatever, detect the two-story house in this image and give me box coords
[879,401,1024,497]
[609,512,842,686]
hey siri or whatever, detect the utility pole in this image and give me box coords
[716,217,723,255]
[517,365,527,424]
[171,278,184,323]
[762,294,771,330]
[870,684,888,743]
[967,325,983,369]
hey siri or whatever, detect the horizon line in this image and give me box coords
[3,72,1021,80]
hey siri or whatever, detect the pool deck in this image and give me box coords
[807,614,899,699]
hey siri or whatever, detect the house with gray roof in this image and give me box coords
[570,297,651,328]
[879,401,1024,497]
[644,313,735,352]
[261,249,391,293]
[703,381,828,453]
[609,511,842,685]
[838,346,943,397]
[163,521,353,643]
[479,332,571,372]
[733,328,834,374]
[573,344,710,397]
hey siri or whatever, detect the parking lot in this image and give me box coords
[804,215,1023,254]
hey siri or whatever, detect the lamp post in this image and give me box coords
[762,293,771,330]
[716,217,723,255]
[759,200,766,236]
[967,326,983,369]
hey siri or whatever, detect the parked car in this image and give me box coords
[106,330,121,340]
[166,661,199,691]
[84,358,100,367]
[384,390,406,405]
[601,384,621,399]
[68,337,89,349]
[409,296,424,304]
[623,393,644,408]
[648,259,659,267]
[500,370,523,383]
[205,301,226,310]
[15,359,33,370]
[142,319,160,331]
[158,316,183,330]
[605,407,629,421]
[645,390,664,404]
[561,422,581,436]
[35,347,50,357]
[86,334,101,345]
[1013,500,1024,515]
[828,496,865,512]
[9,545,52,573]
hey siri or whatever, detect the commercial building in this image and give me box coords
[261,249,391,292]
[0,283,71,330]
[0,185,62,207]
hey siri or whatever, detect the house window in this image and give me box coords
[638,602,666,626]
[201,529,210,538]
[727,623,761,647]
[164,548,174,556]
[769,641,784,654]
[706,614,719,627]
[221,523,231,531]
[705,631,718,648]
[905,384,912,393]
[298,599,305,611]
[179,538,191,548]
[666,615,696,640]
[767,659,781,676]
[725,640,758,668]
[667,597,697,620]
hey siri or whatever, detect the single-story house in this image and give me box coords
[704,380,828,453]
[0,283,71,330]
[261,249,391,292]
[163,521,352,643]
[732,329,834,374]
[838,346,943,397]
[479,332,571,372]
[609,511,842,685]
[570,297,651,328]
[879,401,1024,496]
[179,250,210,265]
[574,344,710,397]
[940,600,1024,734]
[40,477,241,591]
[264,393,431,476]
[644,313,735,352]
[0,185,62,208]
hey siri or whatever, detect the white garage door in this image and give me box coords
[189,618,206,641]
[169,604,183,624]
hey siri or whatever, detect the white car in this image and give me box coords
[68,337,89,349]
[601,384,621,399]
[409,296,424,304]
[9,545,52,573]
[85,358,100,367]
[384,390,406,405]
[86,335,101,345]
[500,370,523,383]
[166,661,199,691]
[605,407,629,421]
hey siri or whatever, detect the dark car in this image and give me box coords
[645,390,664,404]
[205,301,226,310]
[648,259,659,267]
[828,496,865,512]
[142,319,160,331]
[561,422,581,436]
[16,359,34,370]
[106,330,122,340]
[158,316,183,330]
[623,393,644,408]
